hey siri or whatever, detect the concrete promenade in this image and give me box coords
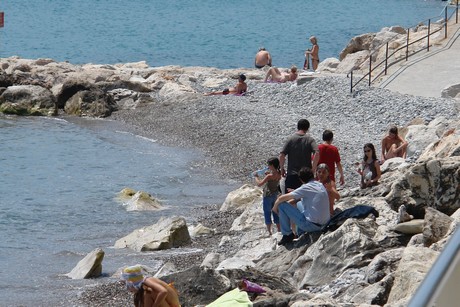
[380,18,460,98]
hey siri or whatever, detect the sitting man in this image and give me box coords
[264,65,298,83]
[205,74,248,96]
[273,167,330,245]
[316,163,340,216]
[381,126,408,163]
[254,47,272,68]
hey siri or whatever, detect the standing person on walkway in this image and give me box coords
[381,126,408,163]
[279,119,319,194]
[273,167,330,245]
[254,47,272,68]
[254,157,282,236]
[304,36,319,71]
[318,129,345,185]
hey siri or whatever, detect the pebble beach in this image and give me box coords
[110,74,459,187]
[72,71,460,306]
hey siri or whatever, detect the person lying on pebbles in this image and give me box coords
[204,74,248,96]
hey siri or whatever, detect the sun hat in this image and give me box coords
[121,265,145,290]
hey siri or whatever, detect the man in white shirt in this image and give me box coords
[273,167,330,245]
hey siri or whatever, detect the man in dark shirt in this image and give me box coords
[279,119,319,193]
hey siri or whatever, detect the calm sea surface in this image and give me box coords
[0,0,447,306]
[1,0,445,69]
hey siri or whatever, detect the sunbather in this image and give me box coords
[264,66,298,83]
[205,74,248,96]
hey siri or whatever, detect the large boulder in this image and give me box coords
[230,201,265,231]
[386,246,440,304]
[66,248,104,279]
[258,218,383,289]
[64,88,117,117]
[405,124,439,158]
[56,79,94,108]
[220,184,262,212]
[317,57,340,73]
[365,248,404,284]
[339,33,375,61]
[114,216,191,251]
[0,85,56,115]
[441,83,460,99]
[335,50,370,74]
[423,207,454,246]
[385,158,460,216]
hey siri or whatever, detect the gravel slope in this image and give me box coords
[111,74,460,188]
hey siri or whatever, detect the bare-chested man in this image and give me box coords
[255,47,272,68]
[381,126,408,162]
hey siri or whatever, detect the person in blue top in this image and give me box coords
[273,167,330,245]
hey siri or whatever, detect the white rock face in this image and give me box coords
[215,257,256,271]
[220,184,262,212]
[114,216,190,251]
[386,246,439,304]
[405,124,439,158]
[230,201,265,231]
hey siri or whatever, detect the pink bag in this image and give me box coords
[239,279,266,293]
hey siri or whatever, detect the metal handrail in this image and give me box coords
[349,3,459,93]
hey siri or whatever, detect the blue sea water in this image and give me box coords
[0,0,446,69]
[0,1,448,306]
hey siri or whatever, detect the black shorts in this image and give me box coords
[284,174,302,194]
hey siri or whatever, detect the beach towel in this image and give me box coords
[206,288,253,307]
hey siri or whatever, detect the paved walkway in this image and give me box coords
[380,19,460,98]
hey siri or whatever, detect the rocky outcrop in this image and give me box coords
[220,184,262,212]
[114,216,190,251]
[339,33,375,61]
[0,57,260,117]
[329,24,445,76]
[66,248,104,279]
[386,246,439,305]
[64,88,116,117]
[384,123,460,217]
[0,85,56,115]
[441,83,460,99]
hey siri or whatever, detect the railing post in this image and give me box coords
[457,2,459,24]
[406,29,410,61]
[427,19,431,52]
[368,54,372,86]
[350,70,353,93]
[385,42,389,75]
[445,7,448,39]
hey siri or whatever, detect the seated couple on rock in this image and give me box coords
[204,74,248,96]
[273,167,330,245]
[264,65,298,83]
